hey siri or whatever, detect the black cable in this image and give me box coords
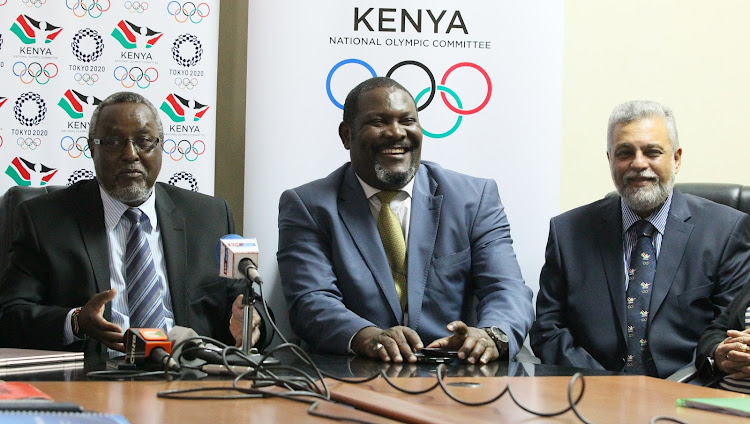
[94,276,685,424]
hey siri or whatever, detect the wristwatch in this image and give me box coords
[483,326,509,359]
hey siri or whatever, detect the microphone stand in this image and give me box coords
[241,280,257,356]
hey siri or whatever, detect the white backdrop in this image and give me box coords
[0,0,220,195]
[245,0,564,339]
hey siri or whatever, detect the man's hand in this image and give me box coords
[427,321,498,365]
[230,294,261,348]
[715,329,750,378]
[77,289,124,352]
[352,326,423,363]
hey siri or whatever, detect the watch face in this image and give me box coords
[490,326,509,343]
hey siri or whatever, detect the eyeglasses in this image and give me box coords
[91,136,161,152]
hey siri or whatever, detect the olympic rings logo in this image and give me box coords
[0,136,3,149]
[75,73,99,86]
[22,0,46,8]
[326,59,492,139]
[0,0,8,6]
[172,33,203,67]
[14,92,47,127]
[114,66,158,89]
[13,61,58,85]
[60,136,91,159]
[162,139,205,162]
[66,0,111,18]
[167,2,210,24]
[124,1,148,13]
[72,29,104,63]
[174,77,198,90]
[18,137,42,150]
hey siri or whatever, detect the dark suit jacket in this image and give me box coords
[696,271,750,379]
[0,179,243,353]
[530,190,750,378]
[277,161,534,357]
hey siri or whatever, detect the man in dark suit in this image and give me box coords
[278,77,533,364]
[530,100,750,378]
[0,92,262,354]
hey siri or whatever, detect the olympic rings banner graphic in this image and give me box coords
[0,0,220,195]
[244,0,565,335]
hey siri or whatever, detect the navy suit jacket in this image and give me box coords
[0,179,243,353]
[530,190,750,377]
[277,161,533,357]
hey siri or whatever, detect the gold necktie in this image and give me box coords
[375,191,407,311]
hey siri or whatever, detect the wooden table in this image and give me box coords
[28,375,749,423]
[328,375,748,424]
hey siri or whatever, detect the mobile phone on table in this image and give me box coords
[415,347,459,363]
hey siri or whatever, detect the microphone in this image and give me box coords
[216,234,262,283]
[124,328,179,372]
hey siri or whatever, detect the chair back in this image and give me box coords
[673,183,750,214]
[0,185,66,273]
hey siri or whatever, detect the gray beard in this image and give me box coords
[618,172,675,214]
[374,161,417,189]
[108,184,152,206]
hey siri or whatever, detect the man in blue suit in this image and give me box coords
[278,77,533,364]
[530,100,750,377]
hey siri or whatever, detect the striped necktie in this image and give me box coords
[123,208,166,331]
[375,191,407,312]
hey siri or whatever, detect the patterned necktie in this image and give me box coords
[123,208,166,331]
[625,219,657,376]
[375,191,407,311]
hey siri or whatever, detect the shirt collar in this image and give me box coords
[621,190,673,236]
[100,185,158,231]
[355,173,415,200]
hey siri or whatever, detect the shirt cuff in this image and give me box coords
[63,308,85,345]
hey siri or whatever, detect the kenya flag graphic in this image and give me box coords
[58,90,100,120]
[112,20,163,49]
[58,89,84,119]
[10,15,62,45]
[5,157,58,186]
[160,94,209,123]
[0,97,7,108]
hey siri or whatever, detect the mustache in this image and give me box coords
[117,166,146,174]
[623,169,658,183]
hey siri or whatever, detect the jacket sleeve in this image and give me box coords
[277,188,375,354]
[530,218,606,370]
[470,179,534,359]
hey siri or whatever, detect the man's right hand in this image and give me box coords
[351,326,423,363]
[77,289,124,352]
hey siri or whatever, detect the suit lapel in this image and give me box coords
[154,184,188,325]
[76,180,112,322]
[598,197,628,339]
[338,167,402,322]
[406,167,440,331]
[650,191,692,321]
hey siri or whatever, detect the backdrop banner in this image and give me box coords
[245,0,564,339]
[0,0,220,195]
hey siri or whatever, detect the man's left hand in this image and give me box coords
[426,321,498,365]
[230,294,261,348]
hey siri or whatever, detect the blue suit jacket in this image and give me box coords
[277,161,533,357]
[530,190,750,377]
